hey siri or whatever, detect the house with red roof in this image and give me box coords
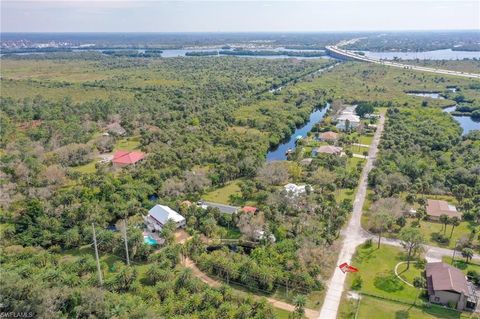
[112,150,145,167]
[242,206,257,213]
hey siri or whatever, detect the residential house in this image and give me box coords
[312,145,343,156]
[199,201,239,214]
[426,199,461,221]
[284,183,312,196]
[242,206,257,213]
[112,150,145,167]
[426,262,477,311]
[300,158,313,166]
[144,204,186,232]
[106,122,126,136]
[336,113,361,131]
[319,131,339,142]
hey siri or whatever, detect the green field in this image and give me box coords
[354,295,472,319]
[347,244,421,303]
[203,179,243,204]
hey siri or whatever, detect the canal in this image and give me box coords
[266,103,330,161]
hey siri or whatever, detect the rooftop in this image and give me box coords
[426,262,469,295]
[112,150,145,165]
[148,204,185,225]
[314,145,343,154]
[426,199,460,218]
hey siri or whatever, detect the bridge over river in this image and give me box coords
[326,45,480,79]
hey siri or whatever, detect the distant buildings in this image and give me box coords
[426,199,461,220]
[312,145,343,156]
[426,262,477,311]
[144,204,186,232]
[112,150,145,167]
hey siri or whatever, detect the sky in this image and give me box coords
[1,0,479,33]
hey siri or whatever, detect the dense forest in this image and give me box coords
[369,107,479,215]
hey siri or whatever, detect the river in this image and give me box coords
[361,49,480,60]
[266,104,330,161]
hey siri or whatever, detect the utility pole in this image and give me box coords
[92,223,103,286]
[123,219,130,266]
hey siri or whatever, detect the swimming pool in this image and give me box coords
[144,235,157,245]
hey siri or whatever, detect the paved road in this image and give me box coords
[318,111,386,319]
[326,45,480,79]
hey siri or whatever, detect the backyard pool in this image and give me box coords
[144,235,157,245]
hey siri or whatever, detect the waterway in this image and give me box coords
[266,103,330,161]
[361,49,480,60]
[443,106,480,135]
[407,92,445,99]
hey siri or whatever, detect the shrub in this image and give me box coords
[351,275,363,290]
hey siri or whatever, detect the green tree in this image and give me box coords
[439,214,450,235]
[399,227,425,270]
[462,248,474,263]
[293,294,306,318]
[449,217,460,239]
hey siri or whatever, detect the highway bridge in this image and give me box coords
[326,45,480,79]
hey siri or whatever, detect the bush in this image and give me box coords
[431,232,450,245]
[363,238,373,248]
[351,275,363,290]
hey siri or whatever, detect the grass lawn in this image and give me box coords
[273,308,293,319]
[358,134,374,146]
[412,219,477,249]
[354,295,471,319]
[346,156,365,172]
[337,188,355,203]
[72,161,97,174]
[114,136,141,151]
[203,179,243,205]
[219,226,242,239]
[347,244,421,303]
[442,257,480,275]
[396,262,423,285]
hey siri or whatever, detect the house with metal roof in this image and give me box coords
[144,204,186,232]
[426,262,477,311]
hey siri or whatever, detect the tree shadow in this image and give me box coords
[374,272,404,292]
[395,310,409,319]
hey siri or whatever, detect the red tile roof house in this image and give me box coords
[426,262,477,311]
[112,151,145,167]
[242,206,257,213]
[426,199,461,221]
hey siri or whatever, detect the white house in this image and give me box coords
[284,183,312,196]
[336,113,360,131]
[144,204,186,232]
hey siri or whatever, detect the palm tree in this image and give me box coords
[293,294,307,318]
[449,217,460,239]
[439,214,449,235]
[462,248,474,263]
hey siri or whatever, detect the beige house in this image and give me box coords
[426,199,461,221]
[426,262,477,311]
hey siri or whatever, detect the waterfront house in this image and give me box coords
[426,199,461,221]
[319,131,339,142]
[112,150,145,167]
[144,204,186,232]
[426,262,477,311]
[336,113,360,131]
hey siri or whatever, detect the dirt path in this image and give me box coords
[318,111,386,319]
[182,257,319,319]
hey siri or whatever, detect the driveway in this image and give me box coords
[318,111,386,319]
